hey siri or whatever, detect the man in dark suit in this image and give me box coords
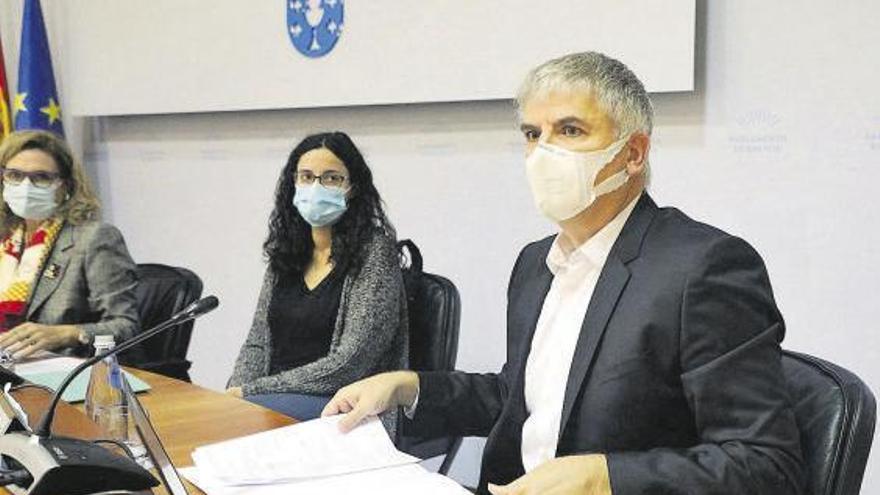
[322,52,804,495]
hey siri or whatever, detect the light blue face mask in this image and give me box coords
[3,180,60,220]
[293,183,348,227]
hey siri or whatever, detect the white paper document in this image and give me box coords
[180,464,471,495]
[191,415,420,485]
[11,354,77,375]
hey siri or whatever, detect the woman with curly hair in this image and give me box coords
[227,131,407,422]
[0,130,138,358]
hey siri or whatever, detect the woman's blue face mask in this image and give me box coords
[3,179,60,220]
[293,183,348,227]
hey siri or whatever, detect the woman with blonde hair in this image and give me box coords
[0,130,138,358]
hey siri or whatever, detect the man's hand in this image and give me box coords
[225,386,243,398]
[321,371,419,432]
[487,454,611,495]
[0,323,81,359]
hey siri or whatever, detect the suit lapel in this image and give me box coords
[26,224,74,319]
[557,193,658,439]
[511,244,555,386]
[491,238,556,433]
[557,258,630,435]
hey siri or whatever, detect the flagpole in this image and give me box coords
[0,28,12,140]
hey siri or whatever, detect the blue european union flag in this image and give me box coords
[13,0,63,136]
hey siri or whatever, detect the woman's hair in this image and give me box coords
[264,131,395,279]
[0,130,101,237]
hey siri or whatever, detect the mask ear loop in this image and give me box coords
[58,180,71,203]
[593,168,630,197]
[591,138,632,198]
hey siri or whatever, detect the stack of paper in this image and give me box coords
[185,416,470,494]
[15,356,150,402]
[180,464,470,495]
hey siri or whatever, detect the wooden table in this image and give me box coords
[7,368,296,494]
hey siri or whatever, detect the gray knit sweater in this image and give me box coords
[228,232,408,402]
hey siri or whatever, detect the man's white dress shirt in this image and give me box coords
[520,198,638,472]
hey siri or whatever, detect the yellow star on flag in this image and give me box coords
[40,97,61,125]
[13,93,27,118]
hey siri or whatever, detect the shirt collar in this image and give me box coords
[546,197,640,275]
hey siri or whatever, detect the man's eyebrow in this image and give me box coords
[555,116,588,127]
[519,117,591,133]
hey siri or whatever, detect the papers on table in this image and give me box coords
[15,355,151,402]
[180,464,471,495]
[13,355,81,375]
[186,415,470,494]
[191,415,418,485]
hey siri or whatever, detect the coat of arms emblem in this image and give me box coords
[287,0,344,58]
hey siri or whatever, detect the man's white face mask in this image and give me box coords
[525,136,631,222]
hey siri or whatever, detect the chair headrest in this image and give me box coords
[397,239,423,273]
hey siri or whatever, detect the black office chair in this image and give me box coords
[395,239,463,475]
[119,263,203,382]
[782,350,876,495]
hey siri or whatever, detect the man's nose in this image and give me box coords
[537,126,557,146]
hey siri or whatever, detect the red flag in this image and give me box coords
[0,33,11,141]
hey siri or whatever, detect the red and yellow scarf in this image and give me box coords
[0,218,64,332]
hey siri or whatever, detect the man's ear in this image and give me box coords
[625,133,650,176]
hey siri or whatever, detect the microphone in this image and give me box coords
[168,294,220,323]
[0,295,219,495]
[35,295,219,437]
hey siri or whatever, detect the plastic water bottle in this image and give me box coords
[83,335,148,466]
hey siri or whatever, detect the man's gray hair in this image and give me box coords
[516,52,654,138]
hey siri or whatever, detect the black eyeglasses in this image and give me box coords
[295,170,349,189]
[1,169,62,189]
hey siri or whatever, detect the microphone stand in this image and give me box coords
[0,295,218,495]
[35,296,217,437]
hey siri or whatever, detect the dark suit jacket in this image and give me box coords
[412,194,804,494]
[26,221,139,350]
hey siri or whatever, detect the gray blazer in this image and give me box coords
[26,221,139,348]
[228,231,408,398]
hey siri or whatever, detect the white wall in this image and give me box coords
[3,0,879,490]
